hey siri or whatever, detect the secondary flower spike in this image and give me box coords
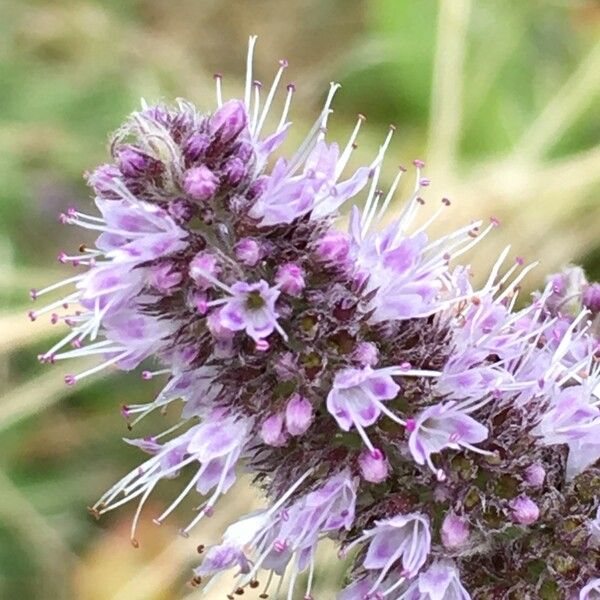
[31,36,600,598]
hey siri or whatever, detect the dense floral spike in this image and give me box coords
[31,37,600,598]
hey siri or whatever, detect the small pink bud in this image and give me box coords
[523,464,545,487]
[509,495,540,525]
[315,231,350,263]
[441,512,470,549]
[352,342,379,367]
[183,165,219,201]
[260,413,288,447]
[206,309,235,341]
[189,252,220,289]
[234,238,261,266]
[358,448,389,483]
[275,263,305,296]
[285,394,313,436]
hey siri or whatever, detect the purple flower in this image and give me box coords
[441,512,470,549]
[218,280,283,342]
[351,217,443,321]
[408,401,489,476]
[183,165,219,201]
[32,37,600,598]
[580,578,600,599]
[201,470,356,597]
[532,383,600,479]
[405,560,471,600]
[249,140,371,226]
[533,385,600,445]
[348,512,430,595]
[284,394,313,436]
[358,448,389,483]
[509,495,540,525]
[327,366,400,450]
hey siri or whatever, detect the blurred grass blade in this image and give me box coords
[0,359,102,433]
[513,40,600,161]
[427,0,472,171]
[0,309,58,354]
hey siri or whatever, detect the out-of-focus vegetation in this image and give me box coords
[0,1,598,598]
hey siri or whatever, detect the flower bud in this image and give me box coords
[315,230,350,263]
[352,342,379,367]
[509,495,539,525]
[183,165,219,201]
[358,448,389,483]
[260,413,287,447]
[189,252,220,289]
[184,133,211,162]
[206,309,234,341]
[523,463,545,487]
[118,146,148,177]
[168,198,194,222]
[235,142,254,162]
[583,283,600,313]
[275,263,305,296]
[210,100,247,143]
[234,238,261,266]
[441,512,470,549]
[285,394,313,436]
[224,157,246,186]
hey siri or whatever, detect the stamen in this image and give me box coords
[31,276,84,299]
[154,468,203,524]
[277,83,295,132]
[374,166,405,225]
[213,73,223,107]
[64,350,129,384]
[244,35,258,110]
[251,80,262,133]
[130,479,158,546]
[335,113,366,178]
[255,59,288,136]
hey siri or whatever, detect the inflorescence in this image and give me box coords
[31,37,600,599]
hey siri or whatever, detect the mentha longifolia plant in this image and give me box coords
[30,36,600,599]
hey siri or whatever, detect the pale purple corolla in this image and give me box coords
[217,280,285,343]
[403,560,471,600]
[407,401,489,478]
[342,512,431,597]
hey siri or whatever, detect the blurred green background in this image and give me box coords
[0,1,599,598]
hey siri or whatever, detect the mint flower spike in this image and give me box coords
[31,35,600,598]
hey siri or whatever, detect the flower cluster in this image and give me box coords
[31,37,599,599]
